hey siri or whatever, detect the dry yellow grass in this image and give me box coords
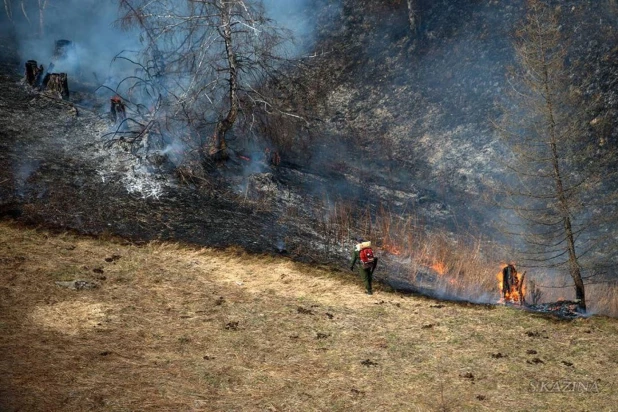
[1,222,617,411]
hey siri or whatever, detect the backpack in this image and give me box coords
[359,247,375,269]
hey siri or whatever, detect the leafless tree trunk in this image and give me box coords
[3,1,31,24]
[209,1,237,160]
[37,0,47,37]
[406,0,418,33]
[2,1,49,34]
[4,0,12,19]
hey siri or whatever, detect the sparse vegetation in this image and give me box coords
[2,222,617,411]
[308,198,500,302]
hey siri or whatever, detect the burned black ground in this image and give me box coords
[0,18,418,290]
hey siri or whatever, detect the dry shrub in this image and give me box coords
[312,199,500,302]
[526,272,571,302]
[312,197,356,255]
[407,231,498,302]
[322,198,355,243]
[370,205,498,301]
[372,204,416,257]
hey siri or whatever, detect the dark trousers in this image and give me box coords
[360,267,373,293]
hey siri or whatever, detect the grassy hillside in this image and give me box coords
[0,222,616,411]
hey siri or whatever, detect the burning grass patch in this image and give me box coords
[1,222,617,411]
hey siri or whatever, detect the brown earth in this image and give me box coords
[1,222,617,411]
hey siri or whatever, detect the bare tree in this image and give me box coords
[117,0,294,162]
[496,0,618,312]
[406,0,418,33]
[37,0,48,37]
[3,0,12,19]
[3,1,31,25]
[3,0,48,37]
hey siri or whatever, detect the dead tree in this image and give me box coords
[3,0,30,27]
[493,0,618,312]
[117,0,294,163]
[37,0,48,37]
[3,0,49,37]
[406,0,418,33]
[208,1,237,161]
[3,0,12,19]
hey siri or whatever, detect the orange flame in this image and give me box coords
[497,264,525,305]
[430,261,447,275]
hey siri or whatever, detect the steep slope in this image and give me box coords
[278,0,618,235]
[273,0,523,230]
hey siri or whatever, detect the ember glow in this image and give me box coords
[430,261,447,275]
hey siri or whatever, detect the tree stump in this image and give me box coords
[43,73,70,99]
[53,39,74,60]
[24,60,44,87]
[110,96,126,124]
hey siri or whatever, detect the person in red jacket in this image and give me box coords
[350,239,378,295]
